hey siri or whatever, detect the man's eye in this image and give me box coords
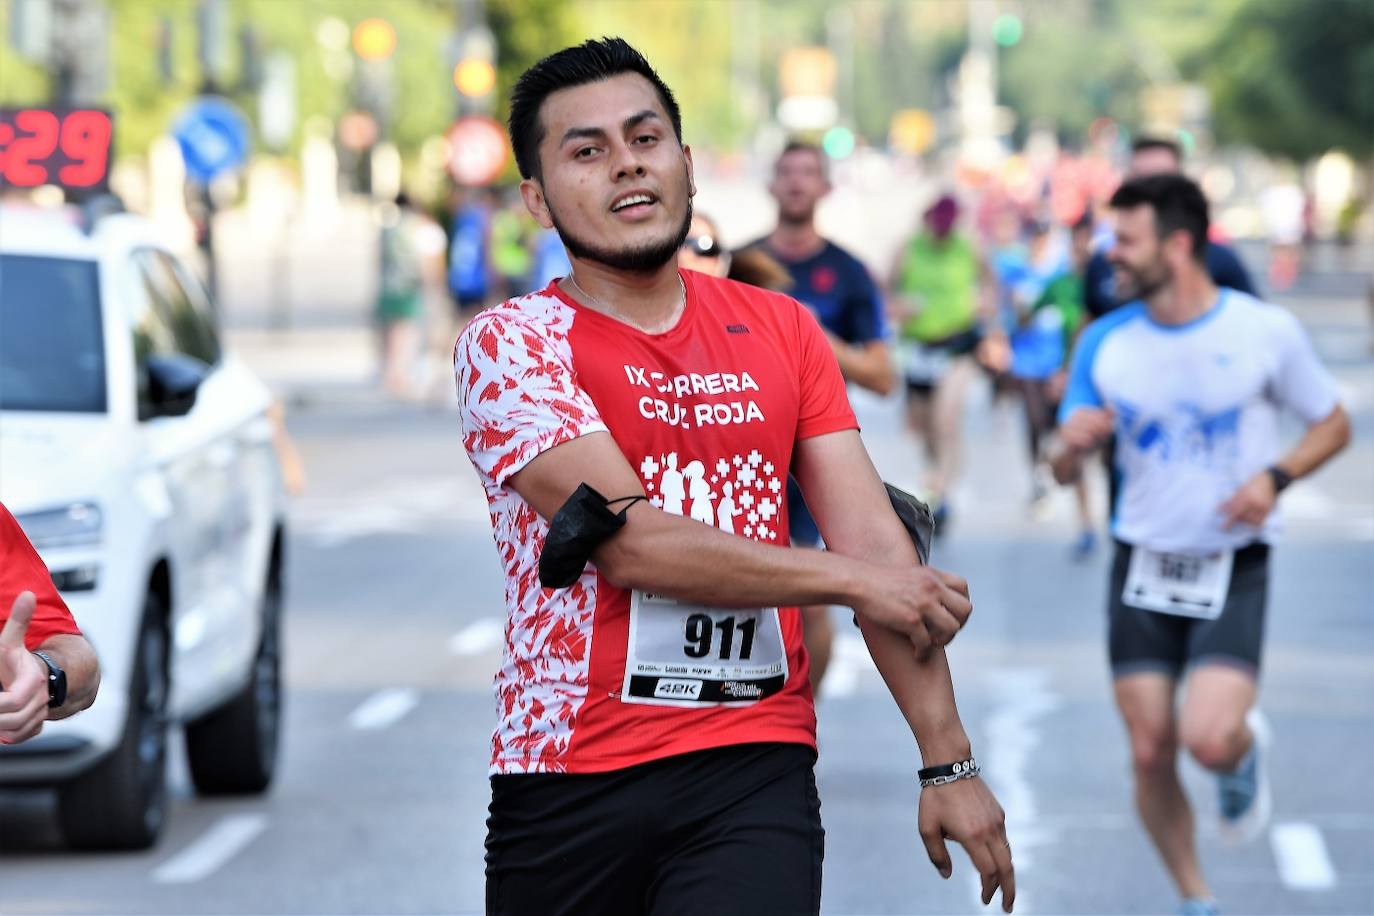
[634,135,657,145]
[575,146,598,158]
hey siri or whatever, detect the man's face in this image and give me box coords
[1129,146,1181,177]
[1107,206,1172,300]
[769,148,829,224]
[521,73,694,273]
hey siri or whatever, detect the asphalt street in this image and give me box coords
[2,274,1372,915]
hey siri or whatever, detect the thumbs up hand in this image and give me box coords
[0,592,50,745]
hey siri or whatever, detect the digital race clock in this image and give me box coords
[0,107,113,195]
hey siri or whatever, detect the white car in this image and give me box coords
[0,203,288,850]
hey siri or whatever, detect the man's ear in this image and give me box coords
[684,144,697,198]
[520,178,554,230]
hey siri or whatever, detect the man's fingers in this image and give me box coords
[936,570,970,598]
[0,592,36,650]
[990,836,1017,913]
[964,842,1002,906]
[919,823,953,879]
[905,619,933,654]
[938,584,973,626]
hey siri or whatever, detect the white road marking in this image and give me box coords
[151,814,268,884]
[348,687,420,730]
[1271,822,1338,891]
[974,668,1062,914]
[448,617,506,655]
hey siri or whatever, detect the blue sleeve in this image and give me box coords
[1205,243,1257,296]
[847,262,887,343]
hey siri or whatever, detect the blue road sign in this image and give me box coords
[172,96,250,183]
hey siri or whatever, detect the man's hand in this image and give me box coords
[919,777,1016,912]
[1059,406,1115,453]
[0,592,50,745]
[1219,471,1278,530]
[851,565,972,653]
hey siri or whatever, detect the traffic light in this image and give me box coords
[352,18,396,62]
[454,58,496,98]
[992,13,1022,48]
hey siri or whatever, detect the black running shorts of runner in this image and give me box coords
[485,742,823,916]
[1107,540,1270,679]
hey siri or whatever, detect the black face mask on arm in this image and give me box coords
[538,484,647,589]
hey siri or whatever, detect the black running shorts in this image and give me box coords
[1108,540,1269,679]
[485,742,824,916]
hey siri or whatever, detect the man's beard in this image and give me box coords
[547,195,693,274]
[778,201,816,227]
[1115,261,1171,301]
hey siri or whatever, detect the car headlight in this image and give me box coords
[15,503,103,549]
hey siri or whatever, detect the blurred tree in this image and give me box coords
[996,0,1147,147]
[1199,0,1374,161]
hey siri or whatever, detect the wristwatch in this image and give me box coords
[1266,465,1295,494]
[32,651,67,708]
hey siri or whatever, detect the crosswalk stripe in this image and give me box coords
[348,688,420,730]
[152,814,268,884]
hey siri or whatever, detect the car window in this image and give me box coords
[122,255,179,414]
[137,250,220,366]
[0,254,107,413]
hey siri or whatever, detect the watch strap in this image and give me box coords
[32,650,67,708]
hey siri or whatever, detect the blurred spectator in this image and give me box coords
[889,193,995,529]
[447,187,495,318]
[677,211,730,279]
[528,226,572,292]
[489,190,535,300]
[1259,180,1305,291]
[376,192,446,399]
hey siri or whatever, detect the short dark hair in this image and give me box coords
[1109,173,1210,259]
[775,140,829,178]
[507,37,683,182]
[1131,135,1182,163]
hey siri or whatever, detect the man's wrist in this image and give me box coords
[1266,464,1295,494]
[916,729,973,768]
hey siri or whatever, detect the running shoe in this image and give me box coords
[1178,898,1219,916]
[1217,708,1272,845]
[1071,530,1097,562]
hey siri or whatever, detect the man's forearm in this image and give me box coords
[1278,406,1350,480]
[596,508,870,610]
[831,517,971,765]
[37,634,100,720]
[857,619,971,764]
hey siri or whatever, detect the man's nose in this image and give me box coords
[610,141,647,180]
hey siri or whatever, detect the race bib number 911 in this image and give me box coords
[623,591,788,706]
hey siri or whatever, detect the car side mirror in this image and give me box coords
[140,353,208,420]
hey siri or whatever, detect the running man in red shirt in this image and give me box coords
[457,38,1013,915]
[0,504,101,745]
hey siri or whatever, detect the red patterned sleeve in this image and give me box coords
[0,504,82,649]
[455,309,609,488]
[794,302,860,441]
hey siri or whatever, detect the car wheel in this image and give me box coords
[58,592,169,851]
[184,562,282,795]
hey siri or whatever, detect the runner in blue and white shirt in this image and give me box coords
[1052,173,1350,916]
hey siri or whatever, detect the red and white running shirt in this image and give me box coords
[456,269,856,774]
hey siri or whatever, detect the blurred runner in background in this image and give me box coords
[1011,216,1095,557]
[889,194,996,530]
[742,142,895,695]
[1052,174,1350,916]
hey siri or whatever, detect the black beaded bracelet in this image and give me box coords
[918,757,979,788]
